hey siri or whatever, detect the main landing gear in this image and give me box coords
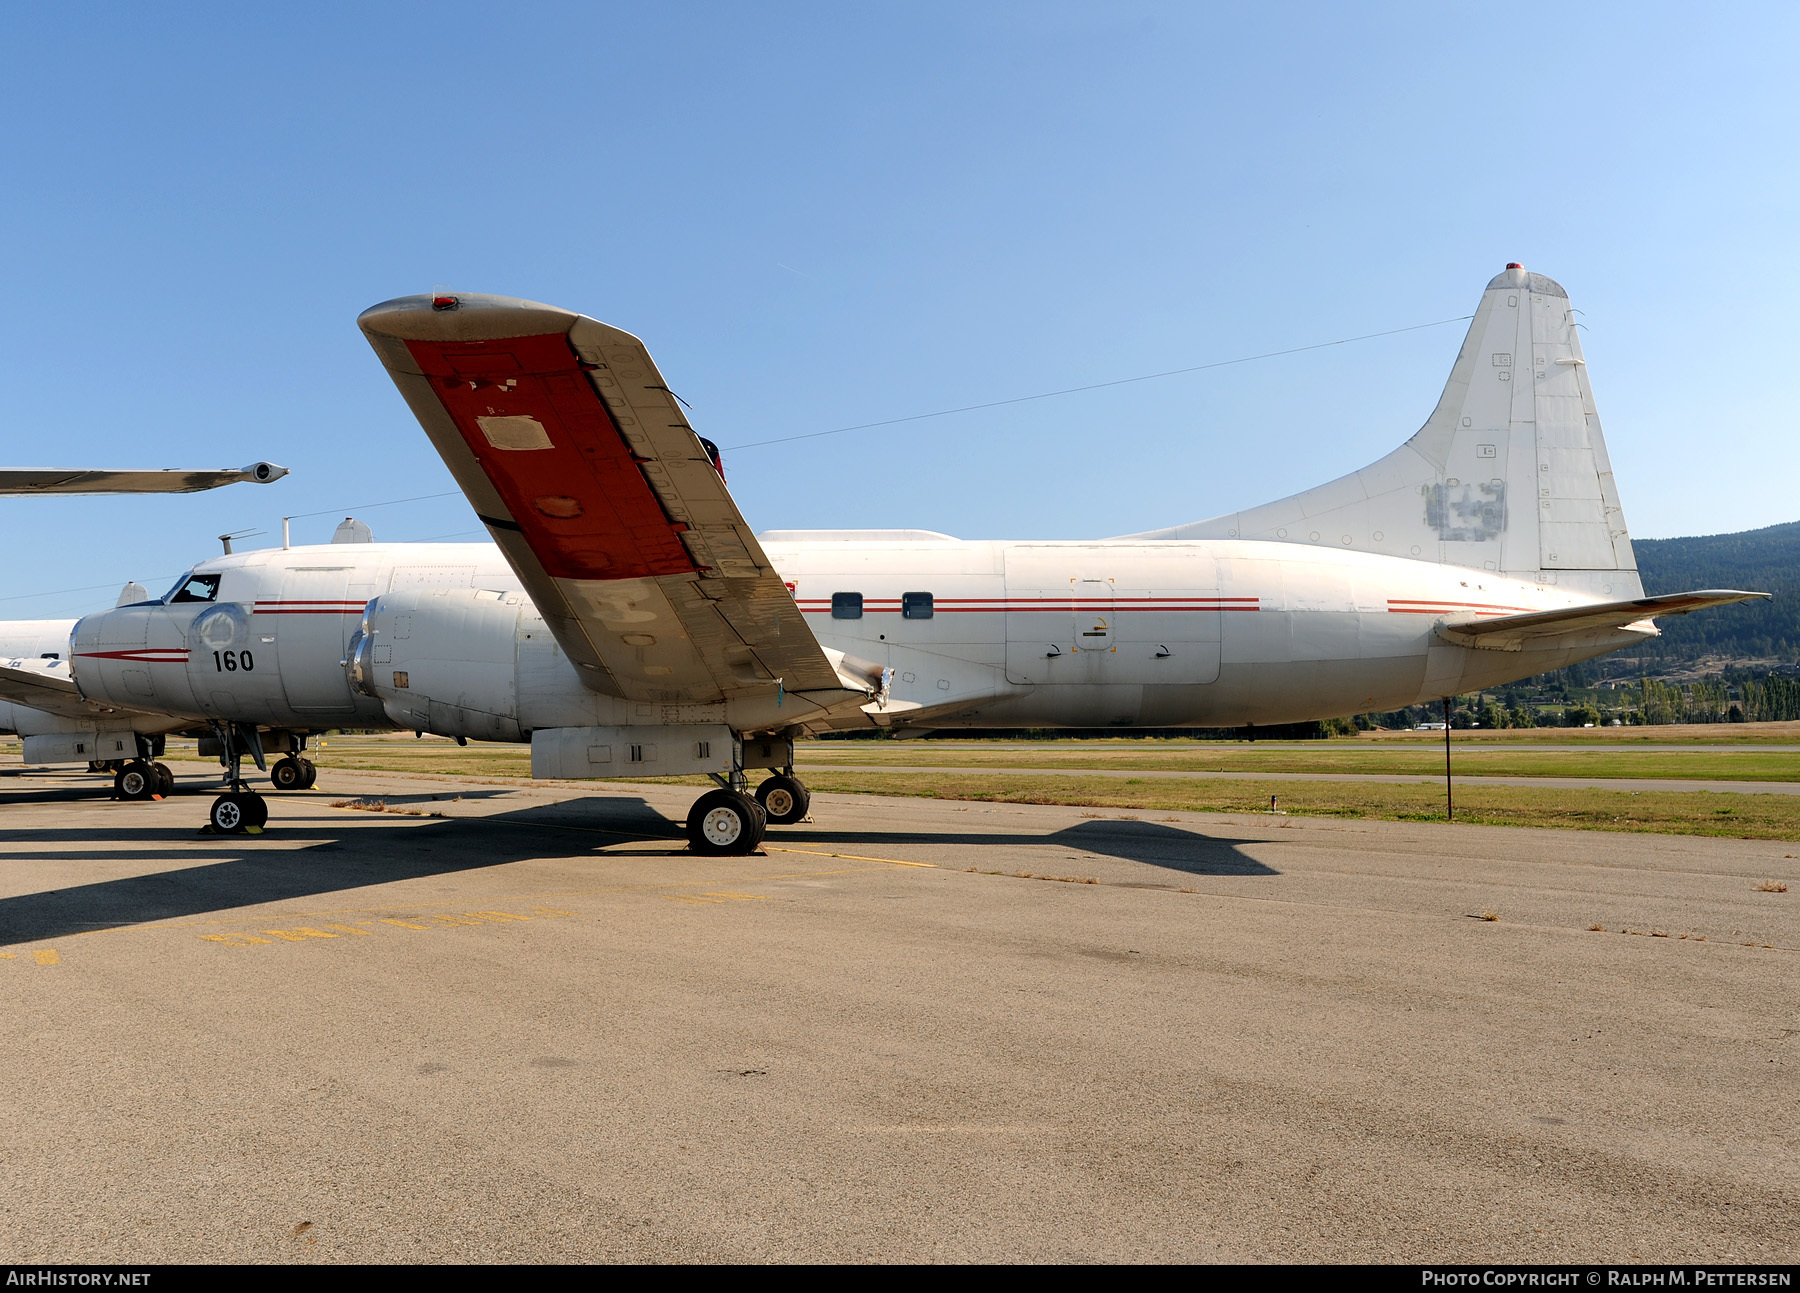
[269,756,317,791]
[684,763,812,856]
[114,759,175,800]
[687,787,767,856]
[754,773,810,825]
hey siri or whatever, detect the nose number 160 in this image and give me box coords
[212,650,255,672]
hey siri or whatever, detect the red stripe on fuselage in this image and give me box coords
[75,649,190,662]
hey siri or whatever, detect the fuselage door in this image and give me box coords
[1003,549,1113,685]
[1071,579,1115,657]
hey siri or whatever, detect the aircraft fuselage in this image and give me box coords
[61,538,1646,740]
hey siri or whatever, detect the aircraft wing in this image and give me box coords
[0,463,288,495]
[1440,589,1768,650]
[358,292,868,710]
[0,658,154,721]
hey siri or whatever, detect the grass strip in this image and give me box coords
[796,771,1800,840]
[796,747,1800,781]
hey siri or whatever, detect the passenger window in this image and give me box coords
[169,573,222,604]
[901,591,934,620]
[831,592,863,620]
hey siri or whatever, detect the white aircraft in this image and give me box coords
[0,461,288,799]
[17,267,1762,851]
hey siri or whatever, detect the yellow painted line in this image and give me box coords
[33,949,60,966]
[663,895,726,905]
[0,953,13,959]
[41,851,902,946]
[763,844,936,869]
[702,892,771,901]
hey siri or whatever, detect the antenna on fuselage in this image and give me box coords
[217,528,264,555]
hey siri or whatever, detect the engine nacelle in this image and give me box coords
[348,587,525,741]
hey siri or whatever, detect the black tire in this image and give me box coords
[209,794,249,833]
[298,758,317,789]
[116,760,157,801]
[242,793,269,829]
[152,762,175,796]
[270,757,305,791]
[755,774,810,825]
[686,789,767,856]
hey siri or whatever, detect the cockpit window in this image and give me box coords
[168,573,222,604]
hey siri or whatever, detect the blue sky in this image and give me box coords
[2,3,1795,618]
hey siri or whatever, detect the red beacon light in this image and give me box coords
[430,293,461,311]
[1505,262,1524,270]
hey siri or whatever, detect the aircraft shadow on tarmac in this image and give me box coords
[0,779,522,808]
[772,818,1277,877]
[0,797,1273,947]
[0,794,678,946]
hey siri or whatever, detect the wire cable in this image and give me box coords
[721,314,1474,452]
[282,490,463,521]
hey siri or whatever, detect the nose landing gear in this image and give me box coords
[208,791,269,834]
[202,721,271,834]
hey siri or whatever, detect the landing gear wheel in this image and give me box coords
[270,757,306,791]
[298,757,317,789]
[115,760,158,801]
[687,789,767,856]
[152,762,175,796]
[209,791,268,833]
[210,794,248,833]
[755,774,810,825]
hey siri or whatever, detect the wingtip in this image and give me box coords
[357,291,579,343]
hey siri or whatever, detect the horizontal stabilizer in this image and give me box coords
[1440,589,1768,650]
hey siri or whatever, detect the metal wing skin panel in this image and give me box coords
[0,660,154,720]
[1441,589,1768,649]
[358,293,851,707]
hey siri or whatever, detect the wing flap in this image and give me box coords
[359,293,855,708]
[1440,589,1768,650]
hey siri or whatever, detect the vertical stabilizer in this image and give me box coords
[1125,266,1641,598]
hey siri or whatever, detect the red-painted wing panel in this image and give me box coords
[404,333,697,582]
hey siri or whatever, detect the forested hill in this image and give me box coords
[1634,520,1800,663]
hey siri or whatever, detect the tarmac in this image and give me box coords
[1,761,1795,1263]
